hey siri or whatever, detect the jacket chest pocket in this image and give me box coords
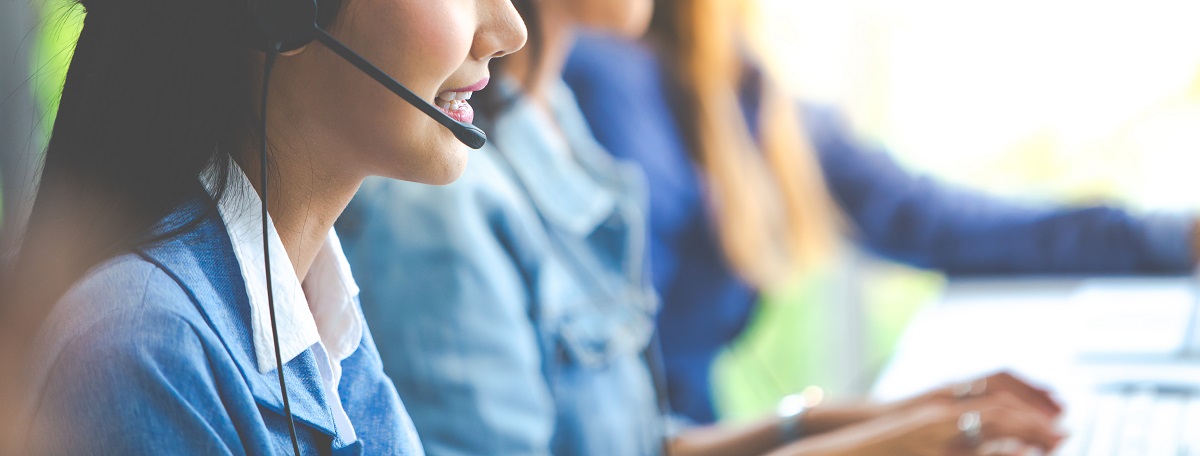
[532,271,664,456]
[533,263,658,371]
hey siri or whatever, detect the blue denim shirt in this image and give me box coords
[25,195,423,455]
[338,80,663,456]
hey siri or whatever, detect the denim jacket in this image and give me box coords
[338,80,663,456]
[24,195,423,455]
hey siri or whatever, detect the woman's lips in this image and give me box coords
[435,99,475,124]
[434,78,488,124]
[446,78,489,93]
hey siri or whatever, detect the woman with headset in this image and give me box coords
[338,0,1064,454]
[1,0,525,453]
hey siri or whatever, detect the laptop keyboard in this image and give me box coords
[1056,384,1200,455]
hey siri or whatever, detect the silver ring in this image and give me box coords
[958,410,983,447]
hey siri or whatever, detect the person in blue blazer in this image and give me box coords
[563,2,1200,425]
[0,0,525,453]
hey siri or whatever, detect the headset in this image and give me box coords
[248,0,488,453]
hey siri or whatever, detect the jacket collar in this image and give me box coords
[138,196,344,442]
[486,79,643,237]
[483,80,661,363]
[202,159,363,377]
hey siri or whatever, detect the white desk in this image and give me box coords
[871,277,1200,452]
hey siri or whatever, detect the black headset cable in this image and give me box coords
[260,46,303,456]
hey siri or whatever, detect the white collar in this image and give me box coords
[202,159,363,375]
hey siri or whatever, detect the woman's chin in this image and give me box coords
[414,148,470,186]
[424,167,468,186]
[373,130,472,185]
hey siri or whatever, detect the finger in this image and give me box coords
[988,372,1059,411]
[976,404,1065,452]
[977,437,1031,456]
[986,372,1063,416]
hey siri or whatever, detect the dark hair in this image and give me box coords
[2,0,343,346]
[475,0,542,124]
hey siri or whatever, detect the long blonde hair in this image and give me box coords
[656,0,839,288]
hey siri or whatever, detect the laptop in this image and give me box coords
[1055,274,1200,454]
[1070,274,1200,363]
[1055,381,1200,455]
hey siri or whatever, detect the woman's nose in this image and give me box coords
[471,0,529,61]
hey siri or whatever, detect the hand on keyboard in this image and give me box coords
[905,371,1063,419]
[864,392,1064,455]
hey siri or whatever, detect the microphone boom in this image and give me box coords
[313,27,487,149]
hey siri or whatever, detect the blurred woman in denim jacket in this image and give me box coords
[340,0,1067,455]
[339,1,663,452]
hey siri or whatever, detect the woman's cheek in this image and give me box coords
[398,1,476,74]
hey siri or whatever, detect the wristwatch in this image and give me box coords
[775,393,811,443]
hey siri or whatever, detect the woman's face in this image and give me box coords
[558,0,654,37]
[276,0,527,185]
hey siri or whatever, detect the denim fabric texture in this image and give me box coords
[338,80,663,456]
[563,32,1197,423]
[25,195,423,455]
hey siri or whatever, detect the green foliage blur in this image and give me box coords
[712,262,943,422]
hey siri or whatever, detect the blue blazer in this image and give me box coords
[25,196,423,455]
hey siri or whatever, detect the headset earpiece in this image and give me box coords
[251,0,319,53]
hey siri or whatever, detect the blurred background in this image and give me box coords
[719,0,1200,422]
[5,0,1200,425]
